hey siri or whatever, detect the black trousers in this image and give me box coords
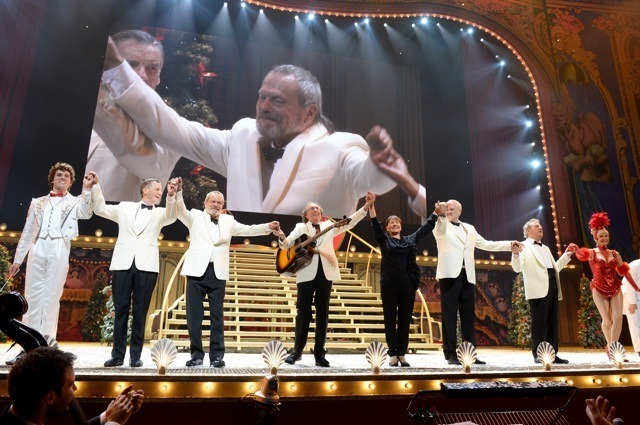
[528,272,559,359]
[111,263,158,361]
[440,269,477,360]
[381,279,415,356]
[292,261,332,357]
[186,263,226,360]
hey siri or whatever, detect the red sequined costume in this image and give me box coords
[588,250,622,298]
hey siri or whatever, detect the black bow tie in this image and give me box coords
[140,204,153,210]
[451,222,461,227]
[262,145,285,162]
[210,216,219,225]
[533,241,543,246]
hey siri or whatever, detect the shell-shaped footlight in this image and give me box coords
[608,341,626,369]
[536,341,556,371]
[262,340,288,375]
[365,341,388,374]
[456,341,477,374]
[151,338,177,375]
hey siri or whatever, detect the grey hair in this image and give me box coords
[267,65,335,134]
[204,191,225,203]
[301,202,323,223]
[522,218,540,239]
[140,179,161,196]
[113,29,164,65]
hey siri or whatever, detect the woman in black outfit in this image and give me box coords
[369,192,447,366]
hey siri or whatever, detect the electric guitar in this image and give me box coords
[275,217,351,277]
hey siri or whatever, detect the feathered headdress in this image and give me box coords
[588,212,610,235]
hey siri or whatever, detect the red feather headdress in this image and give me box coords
[588,212,610,234]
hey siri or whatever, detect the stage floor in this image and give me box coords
[1,342,639,401]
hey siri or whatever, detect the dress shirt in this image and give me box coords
[528,238,554,269]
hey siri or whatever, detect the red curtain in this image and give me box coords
[0,0,48,205]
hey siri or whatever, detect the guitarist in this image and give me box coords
[274,193,375,367]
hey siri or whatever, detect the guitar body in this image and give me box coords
[276,235,317,277]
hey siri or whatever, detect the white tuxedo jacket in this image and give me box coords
[107,62,396,217]
[279,208,367,283]
[434,219,511,284]
[173,195,272,280]
[91,184,176,273]
[511,239,572,300]
[86,86,180,202]
[13,192,92,265]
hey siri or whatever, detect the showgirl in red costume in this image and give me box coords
[575,212,639,353]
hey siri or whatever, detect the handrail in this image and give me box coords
[415,288,441,344]
[157,254,186,340]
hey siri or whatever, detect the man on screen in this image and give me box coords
[97,37,397,217]
[86,30,180,202]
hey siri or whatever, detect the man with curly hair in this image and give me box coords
[7,163,93,364]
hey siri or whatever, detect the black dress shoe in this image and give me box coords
[534,358,542,364]
[448,357,461,365]
[554,356,569,364]
[130,359,143,368]
[210,357,225,368]
[398,356,411,367]
[5,352,24,366]
[475,358,486,365]
[186,358,203,367]
[104,357,124,367]
[315,356,330,367]
[284,353,301,365]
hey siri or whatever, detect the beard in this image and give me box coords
[257,116,285,140]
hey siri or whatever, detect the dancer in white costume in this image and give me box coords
[8,163,93,354]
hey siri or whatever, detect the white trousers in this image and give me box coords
[23,237,70,339]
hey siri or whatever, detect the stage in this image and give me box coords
[0,342,638,423]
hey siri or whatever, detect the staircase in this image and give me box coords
[151,245,441,352]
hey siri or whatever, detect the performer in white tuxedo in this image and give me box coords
[88,172,177,367]
[434,200,520,364]
[8,163,92,358]
[98,37,396,217]
[86,30,180,202]
[170,179,280,367]
[275,196,374,367]
[622,259,640,357]
[511,219,577,363]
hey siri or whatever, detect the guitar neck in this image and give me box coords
[299,225,336,248]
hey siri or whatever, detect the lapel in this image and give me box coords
[59,194,79,226]
[132,202,153,236]
[261,123,327,212]
[34,196,48,224]
[527,240,547,269]
[203,211,218,243]
[449,222,466,246]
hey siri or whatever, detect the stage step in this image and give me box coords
[151,244,441,352]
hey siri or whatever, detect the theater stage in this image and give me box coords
[0,342,638,398]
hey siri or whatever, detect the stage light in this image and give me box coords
[507,75,511,78]
[354,22,359,27]
[259,9,263,14]
[536,185,541,190]
[290,384,296,391]
[294,15,299,21]
[422,250,428,256]
[243,238,251,244]
[325,19,328,23]
[538,206,543,211]
[271,240,278,248]
[531,159,541,168]
[0,223,7,231]
[350,245,357,252]
[500,60,506,66]
[531,141,536,146]
[384,23,388,27]
[412,23,416,28]
[421,17,427,24]
[186,235,190,242]
[255,375,280,404]
[364,18,370,24]
[489,254,495,260]
[308,13,315,21]
[94,229,103,237]
[241,2,246,8]
[158,233,164,240]
[467,27,474,34]
[480,38,484,42]
[223,2,227,6]
[525,120,533,128]
[526,104,530,109]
